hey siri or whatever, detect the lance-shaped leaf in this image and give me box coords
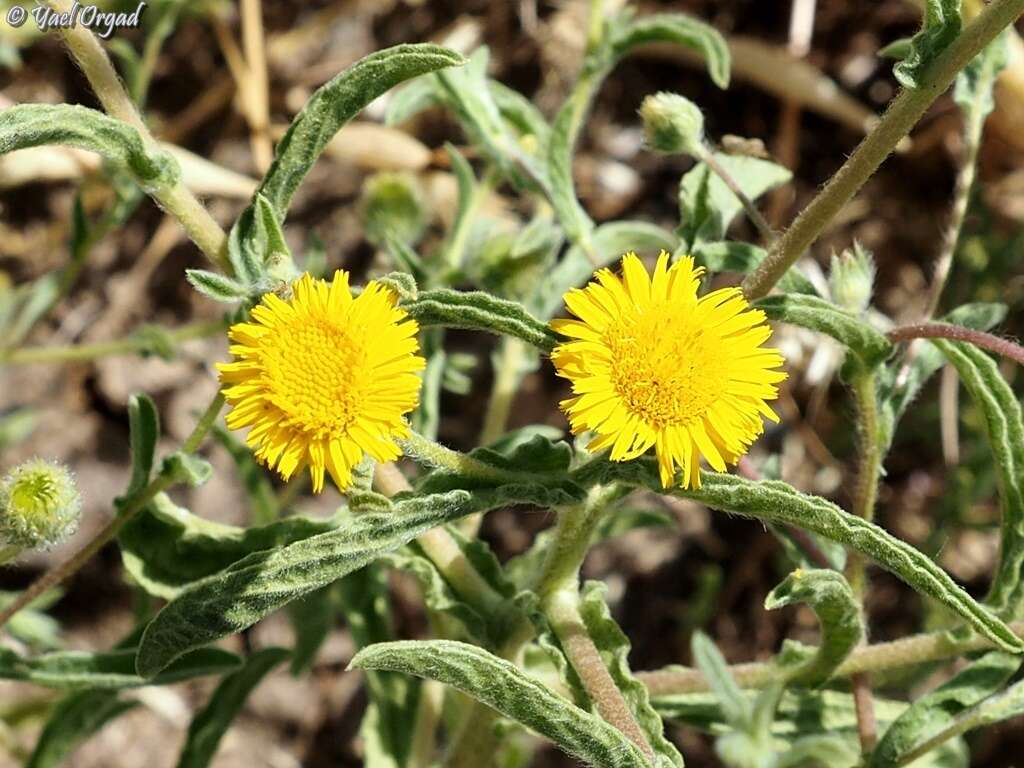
[754,293,892,367]
[125,394,159,496]
[351,640,650,768]
[608,12,730,88]
[578,460,1024,653]
[137,485,576,677]
[404,289,559,352]
[119,493,337,599]
[934,340,1024,618]
[577,582,683,766]
[0,646,239,690]
[764,569,863,686]
[0,104,178,187]
[870,651,1020,768]
[25,690,138,768]
[176,647,290,768]
[259,44,464,217]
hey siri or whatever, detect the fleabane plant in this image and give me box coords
[3,1,1024,767]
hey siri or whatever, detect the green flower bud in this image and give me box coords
[640,92,705,157]
[359,172,429,248]
[829,242,876,316]
[0,459,81,550]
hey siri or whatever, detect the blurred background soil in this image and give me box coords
[3,0,1024,765]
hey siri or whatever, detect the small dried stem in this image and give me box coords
[240,0,273,172]
[698,145,776,244]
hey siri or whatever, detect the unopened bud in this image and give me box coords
[640,92,705,157]
[829,243,875,316]
[0,459,81,550]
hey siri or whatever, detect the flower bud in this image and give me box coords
[359,172,429,247]
[829,242,876,316]
[640,92,705,157]
[0,459,81,550]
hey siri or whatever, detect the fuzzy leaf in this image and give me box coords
[25,691,138,768]
[287,586,336,675]
[136,486,571,677]
[764,569,862,685]
[258,44,464,218]
[579,581,684,766]
[755,293,892,366]
[934,341,1024,618]
[870,652,1020,768]
[582,462,1024,653]
[678,154,790,249]
[126,394,159,496]
[696,241,817,295]
[608,12,730,88]
[536,221,679,320]
[0,104,178,186]
[176,647,290,768]
[159,451,212,488]
[185,269,250,303]
[546,102,595,246]
[953,29,1009,120]
[351,640,650,768]
[119,493,337,599]
[0,647,240,690]
[404,289,558,351]
[226,193,292,286]
[893,0,962,90]
[691,631,750,729]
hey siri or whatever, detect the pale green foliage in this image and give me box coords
[893,0,963,89]
[351,640,651,768]
[25,691,138,768]
[640,92,705,157]
[828,243,876,316]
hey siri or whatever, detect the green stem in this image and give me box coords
[698,145,776,245]
[399,430,541,486]
[1,319,226,366]
[638,621,1024,695]
[0,392,224,631]
[479,338,526,445]
[741,0,1024,300]
[43,0,230,271]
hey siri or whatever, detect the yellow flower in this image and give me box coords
[551,251,786,489]
[217,271,425,493]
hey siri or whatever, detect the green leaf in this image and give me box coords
[385,76,439,125]
[608,12,730,88]
[536,221,679,319]
[0,646,240,690]
[0,589,62,650]
[893,0,962,90]
[691,631,750,730]
[953,30,1010,120]
[404,289,559,352]
[870,651,1020,768]
[488,79,552,148]
[678,153,791,249]
[185,269,250,303]
[351,640,650,768]
[159,451,212,488]
[695,241,817,295]
[176,647,290,768]
[258,44,465,218]
[546,103,596,246]
[119,493,336,600]
[136,486,575,677]
[579,581,684,766]
[754,293,893,367]
[0,104,178,187]
[764,569,862,686]
[25,690,138,768]
[126,394,159,496]
[582,462,1024,653]
[934,340,1024,618]
[227,193,294,287]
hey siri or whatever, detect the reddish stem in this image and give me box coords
[887,323,1024,367]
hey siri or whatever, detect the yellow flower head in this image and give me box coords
[551,251,786,489]
[217,271,425,493]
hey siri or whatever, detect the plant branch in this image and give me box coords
[888,323,1024,366]
[741,0,1024,300]
[398,430,545,486]
[698,145,777,244]
[0,392,225,631]
[43,0,230,271]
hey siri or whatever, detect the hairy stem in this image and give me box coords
[0,392,225,631]
[888,323,1024,366]
[43,0,230,270]
[638,621,1024,695]
[698,145,776,244]
[399,430,544,485]
[1,319,226,366]
[741,0,1024,299]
